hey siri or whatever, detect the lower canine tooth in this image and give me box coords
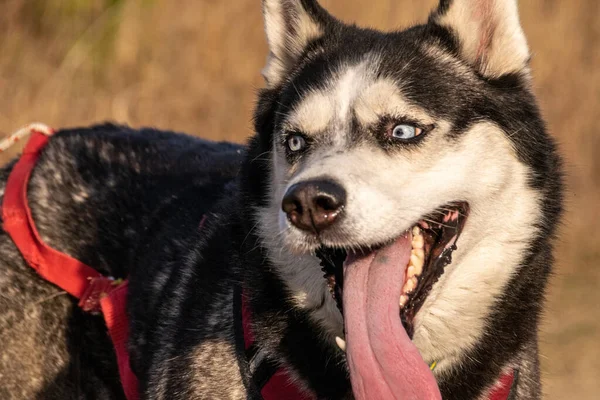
[335,336,347,352]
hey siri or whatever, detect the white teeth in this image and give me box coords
[410,229,425,273]
[403,276,417,293]
[335,336,347,352]
[409,253,424,274]
[400,225,427,309]
[411,234,424,249]
[413,248,425,260]
[399,294,408,308]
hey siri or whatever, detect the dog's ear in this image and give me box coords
[261,0,332,87]
[430,0,530,78]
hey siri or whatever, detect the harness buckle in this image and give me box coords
[79,276,123,314]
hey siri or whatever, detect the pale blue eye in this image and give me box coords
[287,135,306,152]
[392,124,419,139]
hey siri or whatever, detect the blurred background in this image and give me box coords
[0,0,598,398]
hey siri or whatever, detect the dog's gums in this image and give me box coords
[319,202,470,339]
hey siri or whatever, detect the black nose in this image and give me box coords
[281,179,346,233]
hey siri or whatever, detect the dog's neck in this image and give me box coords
[239,224,352,398]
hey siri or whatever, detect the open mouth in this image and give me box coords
[317,201,470,337]
[316,201,469,398]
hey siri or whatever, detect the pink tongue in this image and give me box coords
[343,235,442,400]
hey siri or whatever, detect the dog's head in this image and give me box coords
[245,0,561,396]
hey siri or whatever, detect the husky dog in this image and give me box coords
[0,0,562,399]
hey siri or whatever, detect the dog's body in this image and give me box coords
[0,126,245,399]
[0,1,563,399]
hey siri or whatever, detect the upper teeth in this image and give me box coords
[400,226,425,308]
[412,231,424,250]
[404,277,417,292]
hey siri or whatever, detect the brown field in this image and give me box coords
[1,0,598,398]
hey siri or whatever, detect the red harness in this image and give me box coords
[2,128,515,400]
[241,293,313,400]
[1,130,139,399]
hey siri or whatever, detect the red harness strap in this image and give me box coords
[2,130,139,400]
[488,370,516,400]
[2,128,515,400]
[241,293,314,400]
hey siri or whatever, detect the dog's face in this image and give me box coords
[250,0,556,392]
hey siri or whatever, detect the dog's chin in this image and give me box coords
[281,201,470,337]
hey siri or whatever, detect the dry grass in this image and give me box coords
[1,0,598,398]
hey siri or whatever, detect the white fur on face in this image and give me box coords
[256,60,379,337]
[257,61,541,368]
[408,123,541,372]
[284,91,334,136]
[285,60,376,141]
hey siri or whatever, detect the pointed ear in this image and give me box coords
[261,0,331,87]
[431,0,530,78]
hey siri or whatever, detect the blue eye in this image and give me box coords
[287,135,306,152]
[391,124,422,140]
